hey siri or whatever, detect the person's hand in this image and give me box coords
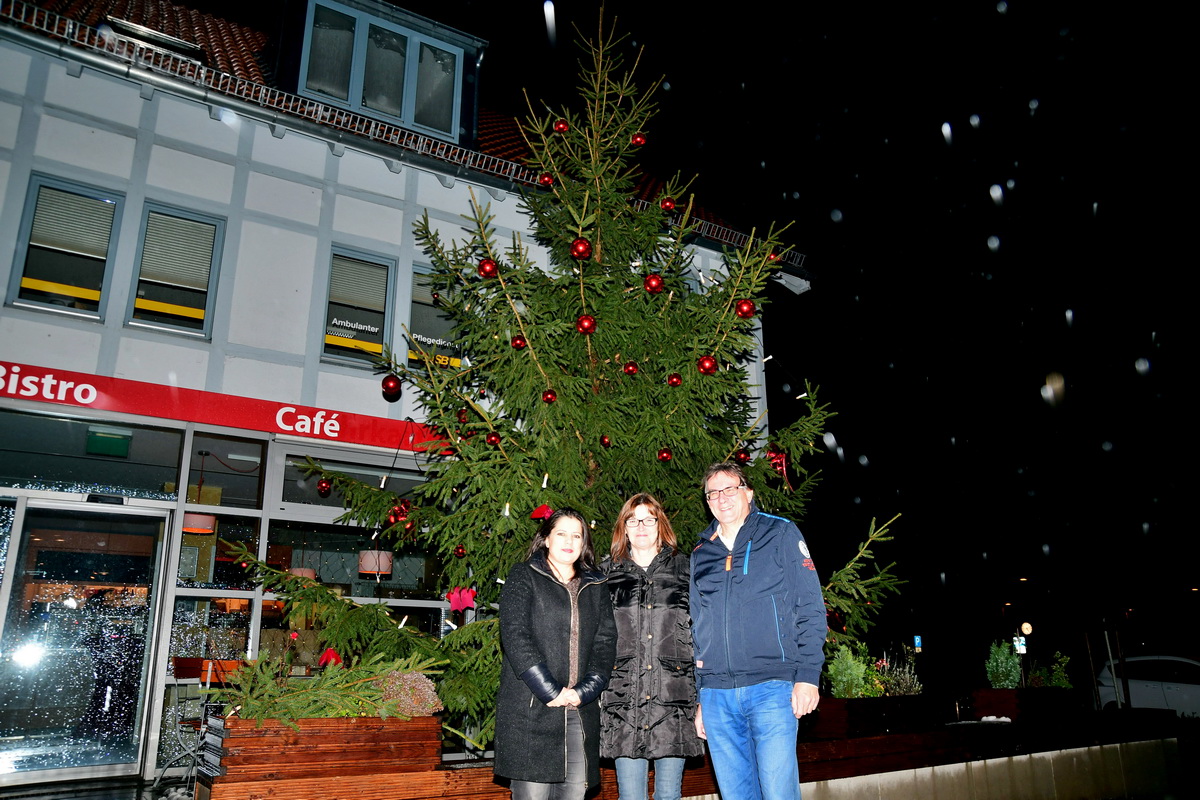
[694,703,706,739]
[792,682,819,717]
[548,688,581,707]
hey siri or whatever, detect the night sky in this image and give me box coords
[399,1,1190,691]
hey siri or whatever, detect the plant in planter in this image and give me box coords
[209,547,456,726]
[1028,651,1072,689]
[985,640,1022,689]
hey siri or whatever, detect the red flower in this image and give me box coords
[289,631,299,640]
[530,504,554,520]
[318,648,342,667]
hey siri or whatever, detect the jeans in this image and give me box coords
[510,709,586,800]
[699,681,800,800]
[613,756,686,800]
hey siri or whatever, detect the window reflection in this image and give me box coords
[176,516,259,590]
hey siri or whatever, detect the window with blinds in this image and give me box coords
[129,205,223,333]
[408,271,460,368]
[13,177,123,315]
[324,251,391,363]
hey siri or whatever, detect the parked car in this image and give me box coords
[1097,655,1200,717]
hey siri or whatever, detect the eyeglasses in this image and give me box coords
[625,517,659,528]
[704,485,745,501]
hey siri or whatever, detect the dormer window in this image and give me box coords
[300,0,464,141]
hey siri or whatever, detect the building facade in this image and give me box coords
[0,0,797,787]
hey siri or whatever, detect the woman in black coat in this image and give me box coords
[600,494,704,800]
[495,508,617,799]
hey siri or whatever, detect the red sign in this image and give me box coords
[0,361,436,451]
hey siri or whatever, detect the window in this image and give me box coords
[128,204,224,334]
[300,1,464,140]
[9,175,123,317]
[408,271,461,368]
[324,250,392,363]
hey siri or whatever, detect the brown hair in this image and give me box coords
[702,462,754,493]
[527,508,597,571]
[610,493,679,563]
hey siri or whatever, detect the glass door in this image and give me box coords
[0,500,167,782]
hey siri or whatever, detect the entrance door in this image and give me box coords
[0,500,167,782]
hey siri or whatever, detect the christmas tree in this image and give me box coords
[306,22,900,746]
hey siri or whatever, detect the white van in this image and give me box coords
[1097,656,1200,717]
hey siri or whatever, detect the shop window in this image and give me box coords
[8,175,123,317]
[279,454,421,508]
[300,0,463,141]
[408,271,461,369]
[323,250,392,364]
[0,408,181,498]
[179,433,267,510]
[128,204,224,335]
[176,515,260,591]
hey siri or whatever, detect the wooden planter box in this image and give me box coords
[196,715,443,800]
[800,695,944,739]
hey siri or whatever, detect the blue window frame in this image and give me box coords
[7,174,124,319]
[126,203,225,336]
[299,0,464,141]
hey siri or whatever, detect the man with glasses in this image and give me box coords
[689,462,825,800]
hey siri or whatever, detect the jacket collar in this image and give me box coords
[700,502,762,548]
[528,549,607,586]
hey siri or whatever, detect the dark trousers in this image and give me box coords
[510,708,586,800]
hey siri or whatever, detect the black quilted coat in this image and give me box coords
[599,548,704,760]
[494,551,616,788]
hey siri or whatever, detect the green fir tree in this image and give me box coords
[304,22,902,746]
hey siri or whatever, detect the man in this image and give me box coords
[689,462,826,800]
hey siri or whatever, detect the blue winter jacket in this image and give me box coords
[689,505,826,690]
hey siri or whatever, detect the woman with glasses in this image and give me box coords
[600,494,703,800]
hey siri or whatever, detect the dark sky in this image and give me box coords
[405,1,1189,688]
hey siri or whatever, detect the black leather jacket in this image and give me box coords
[599,548,704,759]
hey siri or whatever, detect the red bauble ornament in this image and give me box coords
[511,334,528,349]
[478,258,498,278]
[404,520,416,533]
[735,299,756,319]
[575,314,596,334]
[600,435,611,448]
[697,356,718,375]
[657,447,673,462]
[623,361,639,375]
[479,388,487,397]
[453,544,466,559]
[734,449,752,465]
[553,119,570,133]
[456,408,469,424]
[667,372,683,387]
[485,431,501,446]
[316,478,332,498]
[542,389,558,403]
[644,273,664,294]
[570,237,593,260]
[431,292,440,304]
[538,173,554,187]
[660,196,675,211]
[768,251,780,262]
[381,374,402,401]
[631,132,647,146]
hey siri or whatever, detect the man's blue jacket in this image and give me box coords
[690,505,826,690]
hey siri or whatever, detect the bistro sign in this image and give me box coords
[0,361,433,451]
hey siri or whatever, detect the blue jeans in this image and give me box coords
[699,681,800,800]
[613,756,685,800]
